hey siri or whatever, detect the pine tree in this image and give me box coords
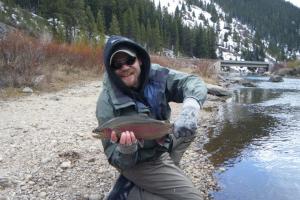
[152,20,162,52]
[96,10,105,46]
[109,14,120,35]
[61,0,85,42]
[85,5,97,41]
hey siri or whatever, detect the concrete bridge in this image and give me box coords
[214,60,270,72]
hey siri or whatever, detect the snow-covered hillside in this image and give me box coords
[152,0,280,62]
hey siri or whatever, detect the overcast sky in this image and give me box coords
[285,0,300,8]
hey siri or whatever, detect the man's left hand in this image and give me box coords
[173,98,200,138]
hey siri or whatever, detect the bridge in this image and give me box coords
[214,60,270,72]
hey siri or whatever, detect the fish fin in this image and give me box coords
[92,127,102,133]
[91,132,103,139]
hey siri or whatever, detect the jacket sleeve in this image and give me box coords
[96,89,139,170]
[165,67,207,107]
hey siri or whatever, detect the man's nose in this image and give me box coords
[120,64,131,69]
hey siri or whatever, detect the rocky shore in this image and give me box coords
[0,80,223,200]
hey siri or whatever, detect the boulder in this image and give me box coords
[277,67,300,77]
[0,22,16,39]
[22,87,33,93]
[269,75,283,82]
[206,84,232,97]
[240,80,256,87]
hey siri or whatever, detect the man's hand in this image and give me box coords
[111,131,138,154]
[173,98,200,138]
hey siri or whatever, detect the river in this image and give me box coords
[206,76,300,200]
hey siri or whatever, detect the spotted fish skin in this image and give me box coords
[92,115,172,140]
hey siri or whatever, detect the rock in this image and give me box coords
[25,174,33,181]
[0,177,13,189]
[0,195,8,200]
[218,167,226,172]
[22,87,33,93]
[88,158,96,163]
[50,96,61,101]
[32,75,46,86]
[269,75,283,82]
[89,193,103,200]
[59,150,80,161]
[275,67,300,77]
[240,80,256,87]
[0,22,16,39]
[38,192,47,198]
[28,181,35,185]
[206,84,232,97]
[60,161,72,169]
[230,77,243,84]
[41,157,52,164]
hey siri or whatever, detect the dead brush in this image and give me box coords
[0,31,104,91]
[0,31,45,87]
[151,55,218,83]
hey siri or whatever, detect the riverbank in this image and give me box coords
[0,80,224,200]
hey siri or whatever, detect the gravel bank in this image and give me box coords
[0,81,220,200]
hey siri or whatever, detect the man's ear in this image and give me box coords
[138,58,142,66]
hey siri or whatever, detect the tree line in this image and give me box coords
[3,0,217,59]
[213,0,300,60]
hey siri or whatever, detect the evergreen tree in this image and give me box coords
[215,0,300,59]
[109,14,120,35]
[61,0,85,42]
[145,19,153,50]
[96,10,105,46]
[8,0,220,59]
[152,20,162,52]
[85,5,97,41]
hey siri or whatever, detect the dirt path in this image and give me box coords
[0,81,218,200]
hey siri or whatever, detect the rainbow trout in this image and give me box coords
[92,115,172,140]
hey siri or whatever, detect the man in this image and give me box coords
[96,35,207,200]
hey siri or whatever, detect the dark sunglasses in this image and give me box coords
[112,56,136,70]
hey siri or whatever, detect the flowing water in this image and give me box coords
[206,76,300,200]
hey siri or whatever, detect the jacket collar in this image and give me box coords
[103,73,135,110]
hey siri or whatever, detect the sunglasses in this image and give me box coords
[112,56,137,70]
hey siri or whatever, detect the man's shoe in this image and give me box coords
[106,175,135,200]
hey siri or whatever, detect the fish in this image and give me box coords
[92,115,173,140]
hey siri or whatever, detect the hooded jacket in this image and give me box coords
[96,35,207,170]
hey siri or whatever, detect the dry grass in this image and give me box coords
[287,60,300,68]
[0,31,104,99]
[151,55,218,84]
[0,31,219,99]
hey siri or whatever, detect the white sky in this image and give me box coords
[285,0,300,8]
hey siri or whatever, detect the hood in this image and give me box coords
[103,35,151,101]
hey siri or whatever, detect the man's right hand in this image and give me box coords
[111,131,138,154]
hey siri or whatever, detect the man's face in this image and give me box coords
[111,52,141,88]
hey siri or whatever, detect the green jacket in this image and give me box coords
[96,64,207,171]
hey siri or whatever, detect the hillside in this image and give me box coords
[214,0,300,60]
[1,0,299,61]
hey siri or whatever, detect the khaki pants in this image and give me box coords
[123,135,203,200]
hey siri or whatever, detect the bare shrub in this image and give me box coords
[0,31,104,89]
[193,59,218,78]
[151,55,217,78]
[0,31,45,87]
[44,42,103,69]
[151,55,175,68]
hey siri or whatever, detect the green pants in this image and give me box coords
[123,135,203,200]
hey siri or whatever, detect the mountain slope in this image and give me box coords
[154,0,300,61]
[1,0,299,61]
[214,0,300,59]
